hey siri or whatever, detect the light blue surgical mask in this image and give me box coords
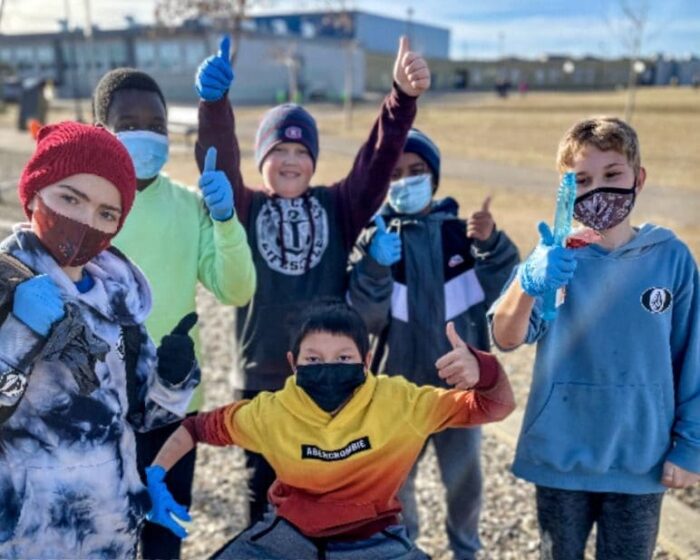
[388,173,433,214]
[116,130,169,180]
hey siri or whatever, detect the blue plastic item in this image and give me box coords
[542,172,577,321]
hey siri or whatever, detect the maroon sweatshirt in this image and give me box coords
[196,85,417,391]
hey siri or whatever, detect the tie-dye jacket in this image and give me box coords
[0,228,200,559]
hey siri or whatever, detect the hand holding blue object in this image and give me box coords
[199,147,234,221]
[195,36,234,101]
[369,215,402,266]
[13,275,65,337]
[145,465,191,539]
[519,222,577,298]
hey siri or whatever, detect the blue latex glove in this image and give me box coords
[195,36,234,101]
[199,147,234,221]
[13,275,65,337]
[145,465,191,539]
[368,215,402,266]
[519,221,577,297]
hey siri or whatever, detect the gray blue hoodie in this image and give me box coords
[490,224,700,493]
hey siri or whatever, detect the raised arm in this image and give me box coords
[466,196,521,307]
[334,36,429,249]
[128,314,201,432]
[410,323,516,435]
[195,146,256,306]
[194,36,253,225]
[347,216,398,335]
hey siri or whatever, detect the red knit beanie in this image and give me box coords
[18,121,136,230]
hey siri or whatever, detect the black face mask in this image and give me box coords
[295,363,366,413]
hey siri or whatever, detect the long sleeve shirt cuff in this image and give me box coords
[469,346,501,391]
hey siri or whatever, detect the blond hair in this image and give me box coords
[556,117,641,175]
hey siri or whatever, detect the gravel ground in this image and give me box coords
[180,289,684,559]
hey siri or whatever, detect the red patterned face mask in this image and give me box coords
[32,195,114,267]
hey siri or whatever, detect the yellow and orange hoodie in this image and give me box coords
[182,348,514,538]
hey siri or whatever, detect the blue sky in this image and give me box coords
[1,0,698,59]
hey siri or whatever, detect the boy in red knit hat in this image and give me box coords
[0,121,200,558]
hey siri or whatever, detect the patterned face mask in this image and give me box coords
[573,182,637,232]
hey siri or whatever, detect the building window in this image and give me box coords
[136,42,156,69]
[272,19,288,35]
[159,41,181,71]
[183,40,206,68]
[535,68,545,85]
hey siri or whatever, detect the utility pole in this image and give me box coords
[0,0,7,33]
[64,0,84,121]
[83,0,97,98]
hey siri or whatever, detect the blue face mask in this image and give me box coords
[116,130,169,180]
[295,363,366,413]
[388,173,433,214]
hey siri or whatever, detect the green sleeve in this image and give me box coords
[197,208,256,306]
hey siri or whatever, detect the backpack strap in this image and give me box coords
[107,245,146,421]
[0,253,35,424]
[0,252,35,323]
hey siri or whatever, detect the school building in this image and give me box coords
[0,10,696,105]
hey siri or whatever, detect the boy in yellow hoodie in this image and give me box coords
[145,301,515,559]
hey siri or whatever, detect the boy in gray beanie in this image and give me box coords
[194,35,431,525]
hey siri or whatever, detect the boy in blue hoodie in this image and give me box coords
[489,117,700,560]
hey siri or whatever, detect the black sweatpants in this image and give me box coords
[535,486,664,560]
[136,417,197,560]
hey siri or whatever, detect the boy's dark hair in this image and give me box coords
[290,299,370,360]
[92,68,167,124]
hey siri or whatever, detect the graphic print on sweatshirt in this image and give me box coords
[301,436,372,461]
[641,286,673,314]
[256,196,329,275]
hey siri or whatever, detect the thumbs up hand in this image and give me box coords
[435,322,479,389]
[199,146,234,221]
[195,35,234,101]
[368,215,402,266]
[467,196,496,241]
[393,35,431,97]
[156,312,198,386]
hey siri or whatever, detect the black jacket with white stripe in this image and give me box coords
[348,198,519,387]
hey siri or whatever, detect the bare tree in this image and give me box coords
[316,0,356,128]
[154,0,273,64]
[270,42,302,103]
[610,0,651,122]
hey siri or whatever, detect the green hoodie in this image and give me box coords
[113,173,256,411]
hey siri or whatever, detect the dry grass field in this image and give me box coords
[0,86,698,558]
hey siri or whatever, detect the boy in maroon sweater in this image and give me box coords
[194,35,430,524]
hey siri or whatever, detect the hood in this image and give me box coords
[276,373,377,430]
[2,226,151,325]
[378,196,459,222]
[577,223,678,260]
